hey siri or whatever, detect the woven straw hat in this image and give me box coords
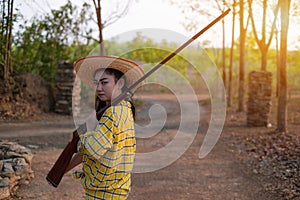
[74,56,145,91]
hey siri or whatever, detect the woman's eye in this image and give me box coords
[101,81,108,85]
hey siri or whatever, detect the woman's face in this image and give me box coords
[94,70,124,103]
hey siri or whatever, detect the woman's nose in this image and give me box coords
[96,83,102,91]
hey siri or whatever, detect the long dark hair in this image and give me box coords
[94,68,136,120]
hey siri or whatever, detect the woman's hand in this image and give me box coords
[65,153,82,173]
[77,111,99,136]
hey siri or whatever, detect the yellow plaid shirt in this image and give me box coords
[72,100,136,200]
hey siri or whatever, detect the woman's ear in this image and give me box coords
[117,78,125,90]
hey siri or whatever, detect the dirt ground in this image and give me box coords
[0,91,293,200]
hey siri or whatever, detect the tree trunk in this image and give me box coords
[261,46,268,71]
[238,0,246,112]
[3,0,13,80]
[93,0,104,56]
[276,29,279,97]
[228,0,236,107]
[98,6,104,56]
[277,0,290,132]
[222,18,226,89]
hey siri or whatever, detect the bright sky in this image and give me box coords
[14,0,300,50]
[15,0,188,36]
[14,0,229,47]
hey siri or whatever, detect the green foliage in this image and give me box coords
[106,33,190,76]
[12,0,93,83]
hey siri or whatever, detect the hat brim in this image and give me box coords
[74,56,145,91]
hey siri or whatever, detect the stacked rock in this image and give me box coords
[0,141,34,199]
[55,61,81,116]
[247,70,272,127]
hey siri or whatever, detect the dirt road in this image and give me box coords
[0,94,278,200]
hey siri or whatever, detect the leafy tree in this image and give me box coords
[12,1,93,82]
[106,33,190,76]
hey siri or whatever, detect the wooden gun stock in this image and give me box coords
[46,130,80,187]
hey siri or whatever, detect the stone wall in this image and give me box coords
[247,70,272,127]
[55,61,81,116]
[0,141,34,199]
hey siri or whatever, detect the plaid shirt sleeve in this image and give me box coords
[78,107,114,160]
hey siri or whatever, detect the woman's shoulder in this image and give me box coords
[104,100,130,115]
[119,100,131,108]
[113,100,131,109]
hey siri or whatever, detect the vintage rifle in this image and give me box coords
[46,8,230,188]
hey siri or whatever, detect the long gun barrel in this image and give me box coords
[46,8,230,188]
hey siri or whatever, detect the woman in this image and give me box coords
[66,56,144,200]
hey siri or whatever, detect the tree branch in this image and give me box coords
[267,1,280,48]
